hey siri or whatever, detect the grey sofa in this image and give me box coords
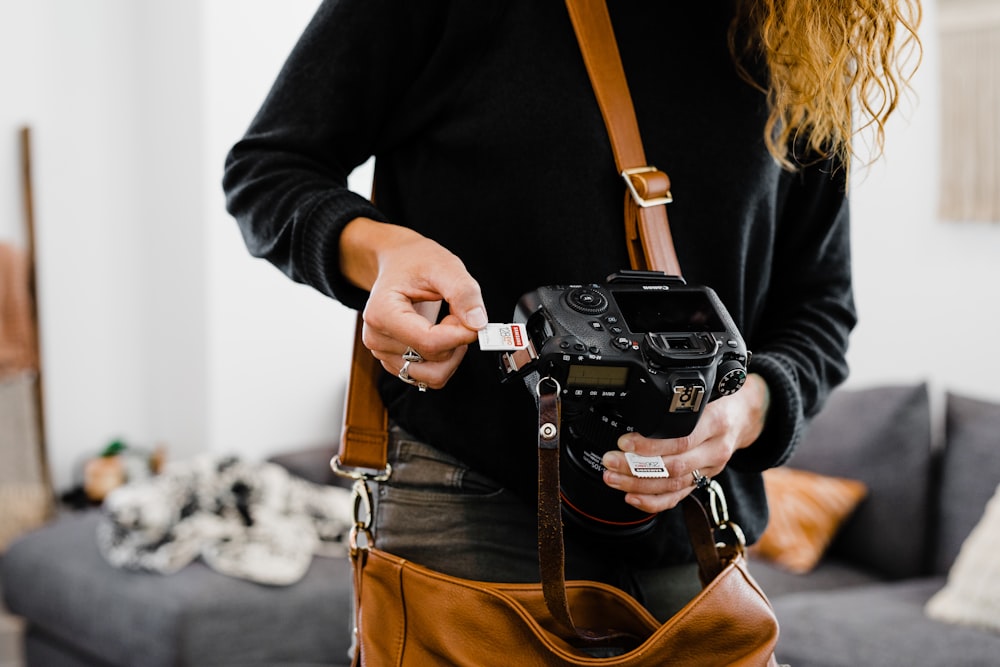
[1,449,356,667]
[4,383,999,666]
[751,383,1000,667]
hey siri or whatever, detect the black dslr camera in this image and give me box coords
[499,270,749,536]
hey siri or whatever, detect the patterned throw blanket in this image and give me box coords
[97,456,353,585]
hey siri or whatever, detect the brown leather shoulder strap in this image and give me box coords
[337,313,389,473]
[564,0,645,173]
[564,0,682,277]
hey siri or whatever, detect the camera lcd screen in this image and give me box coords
[567,365,629,388]
[612,290,724,333]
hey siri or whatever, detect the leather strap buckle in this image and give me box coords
[330,455,392,483]
[622,166,673,208]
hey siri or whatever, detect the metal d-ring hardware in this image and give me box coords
[535,376,562,399]
[330,456,392,551]
[622,166,673,208]
[705,478,746,549]
[348,478,375,551]
[330,455,392,483]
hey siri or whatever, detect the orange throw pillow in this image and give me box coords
[751,467,868,574]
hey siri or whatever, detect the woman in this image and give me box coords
[224,0,920,621]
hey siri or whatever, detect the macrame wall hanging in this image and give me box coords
[939,0,1000,222]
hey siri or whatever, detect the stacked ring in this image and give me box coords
[398,349,428,392]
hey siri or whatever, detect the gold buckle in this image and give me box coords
[622,166,673,208]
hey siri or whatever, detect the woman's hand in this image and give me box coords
[600,374,770,512]
[339,218,488,390]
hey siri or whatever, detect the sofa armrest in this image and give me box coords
[268,445,353,490]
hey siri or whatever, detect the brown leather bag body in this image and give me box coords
[354,529,779,666]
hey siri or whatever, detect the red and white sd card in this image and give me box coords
[624,453,669,478]
[478,323,529,351]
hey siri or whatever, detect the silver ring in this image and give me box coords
[397,360,428,392]
[402,347,424,363]
[692,469,710,489]
[398,360,414,382]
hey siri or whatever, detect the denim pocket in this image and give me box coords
[372,429,541,581]
[383,428,504,498]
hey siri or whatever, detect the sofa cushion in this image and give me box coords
[784,383,933,579]
[773,578,1000,667]
[1,511,354,667]
[751,467,868,573]
[926,481,1000,632]
[933,392,1000,574]
[749,557,884,598]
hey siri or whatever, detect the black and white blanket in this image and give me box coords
[97,455,353,585]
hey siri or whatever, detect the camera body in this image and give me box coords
[500,270,749,535]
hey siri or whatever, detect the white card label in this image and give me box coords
[478,323,529,351]
[625,452,669,478]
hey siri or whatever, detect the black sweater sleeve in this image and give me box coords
[736,158,856,471]
[222,0,397,310]
[222,0,501,311]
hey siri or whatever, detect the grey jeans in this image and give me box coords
[372,427,702,622]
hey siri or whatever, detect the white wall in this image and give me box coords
[202,0,362,469]
[0,0,997,492]
[2,1,152,489]
[846,0,1000,402]
[1,0,348,491]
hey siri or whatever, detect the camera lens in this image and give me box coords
[558,411,659,537]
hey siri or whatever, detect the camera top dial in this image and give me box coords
[565,287,608,315]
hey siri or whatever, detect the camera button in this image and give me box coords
[589,321,604,331]
[612,337,632,350]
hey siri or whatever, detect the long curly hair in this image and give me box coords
[731,0,923,169]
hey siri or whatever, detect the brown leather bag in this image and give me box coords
[353,507,779,666]
[338,386,780,666]
[334,1,781,664]
[342,384,779,665]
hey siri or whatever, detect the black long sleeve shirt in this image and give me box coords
[223,0,856,562]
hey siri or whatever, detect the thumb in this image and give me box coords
[458,302,488,331]
[437,276,488,331]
